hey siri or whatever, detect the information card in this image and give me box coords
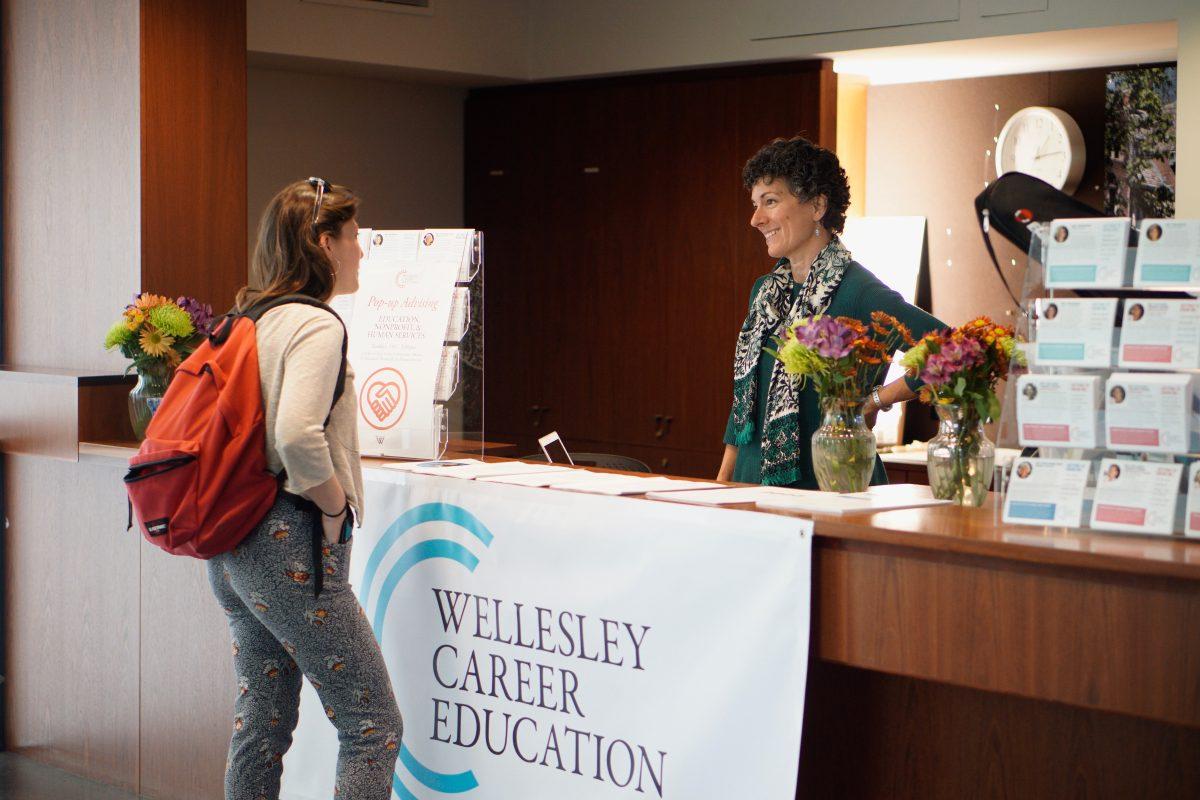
[1186,461,1200,538]
[1045,217,1131,288]
[1118,299,1200,369]
[1104,372,1197,454]
[1034,298,1117,367]
[1003,458,1091,527]
[1016,374,1102,448]
[1133,219,1200,286]
[1090,459,1182,535]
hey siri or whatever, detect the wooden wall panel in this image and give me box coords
[140,0,248,312]
[1,0,140,372]
[3,456,140,789]
[866,68,1111,329]
[799,661,1200,799]
[816,539,1200,727]
[138,547,234,799]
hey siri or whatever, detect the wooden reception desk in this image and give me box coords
[6,442,1199,798]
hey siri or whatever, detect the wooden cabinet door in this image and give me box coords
[470,61,835,454]
[471,93,559,438]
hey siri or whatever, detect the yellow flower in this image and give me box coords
[139,327,175,357]
[124,308,145,330]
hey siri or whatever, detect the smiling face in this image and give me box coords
[749,178,825,265]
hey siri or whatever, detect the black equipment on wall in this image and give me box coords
[974,171,1105,306]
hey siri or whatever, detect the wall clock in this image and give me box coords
[994,106,1086,193]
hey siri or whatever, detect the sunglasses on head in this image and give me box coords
[307,176,331,231]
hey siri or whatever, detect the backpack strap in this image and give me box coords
[240,294,351,602]
[241,294,349,427]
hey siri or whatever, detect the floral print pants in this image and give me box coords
[207,492,403,800]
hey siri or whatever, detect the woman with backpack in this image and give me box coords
[207,178,402,799]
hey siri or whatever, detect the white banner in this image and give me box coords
[347,230,472,459]
[282,471,813,800]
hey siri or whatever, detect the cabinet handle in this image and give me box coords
[660,458,670,471]
[653,414,664,438]
[662,415,673,437]
[530,405,543,428]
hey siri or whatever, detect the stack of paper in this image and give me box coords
[755,484,951,515]
[644,486,799,506]
[477,469,603,488]
[560,476,724,496]
[377,458,482,473]
[417,461,565,479]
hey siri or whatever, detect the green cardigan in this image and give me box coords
[723,260,945,488]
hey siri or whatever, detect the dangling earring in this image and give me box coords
[814,226,822,237]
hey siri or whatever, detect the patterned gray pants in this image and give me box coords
[207,492,403,800]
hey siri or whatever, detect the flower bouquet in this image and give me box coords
[103,293,214,438]
[900,317,1025,505]
[770,312,913,492]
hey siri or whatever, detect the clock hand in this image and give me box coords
[1035,151,1065,160]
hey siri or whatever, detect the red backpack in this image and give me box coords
[124,295,347,558]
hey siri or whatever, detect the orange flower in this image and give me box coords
[133,293,170,312]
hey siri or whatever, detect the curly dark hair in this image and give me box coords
[742,136,851,233]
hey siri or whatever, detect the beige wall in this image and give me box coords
[1,0,140,372]
[247,67,465,257]
[837,74,869,218]
[247,0,529,82]
[865,69,1109,328]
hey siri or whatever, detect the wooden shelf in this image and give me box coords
[0,367,135,460]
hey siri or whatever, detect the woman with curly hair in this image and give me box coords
[718,136,945,487]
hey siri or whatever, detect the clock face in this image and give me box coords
[995,107,1086,193]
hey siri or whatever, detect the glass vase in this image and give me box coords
[128,362,172,441]
[926,403,995,507]
[810,397,876,493]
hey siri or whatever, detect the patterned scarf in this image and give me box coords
[730,237,852,485]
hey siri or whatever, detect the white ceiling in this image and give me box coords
[826,21,1178,85]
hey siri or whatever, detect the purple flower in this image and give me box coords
[176,296,214,334]
[793,317,857,359]
[920,337,984,386]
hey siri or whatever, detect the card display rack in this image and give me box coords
[434,231,483,459]
[994,219,1200,539]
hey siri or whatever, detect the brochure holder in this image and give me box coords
[994,219,1200,539]
[345,229,484,461]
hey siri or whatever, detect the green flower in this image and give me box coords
[147,303,194,339]
[900,341,930,371]
[104,321,134,349]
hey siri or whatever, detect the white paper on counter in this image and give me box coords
[477,469,603,488]
[645,486,801,506]
[562,477,726,496]
[757,484,951,515]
